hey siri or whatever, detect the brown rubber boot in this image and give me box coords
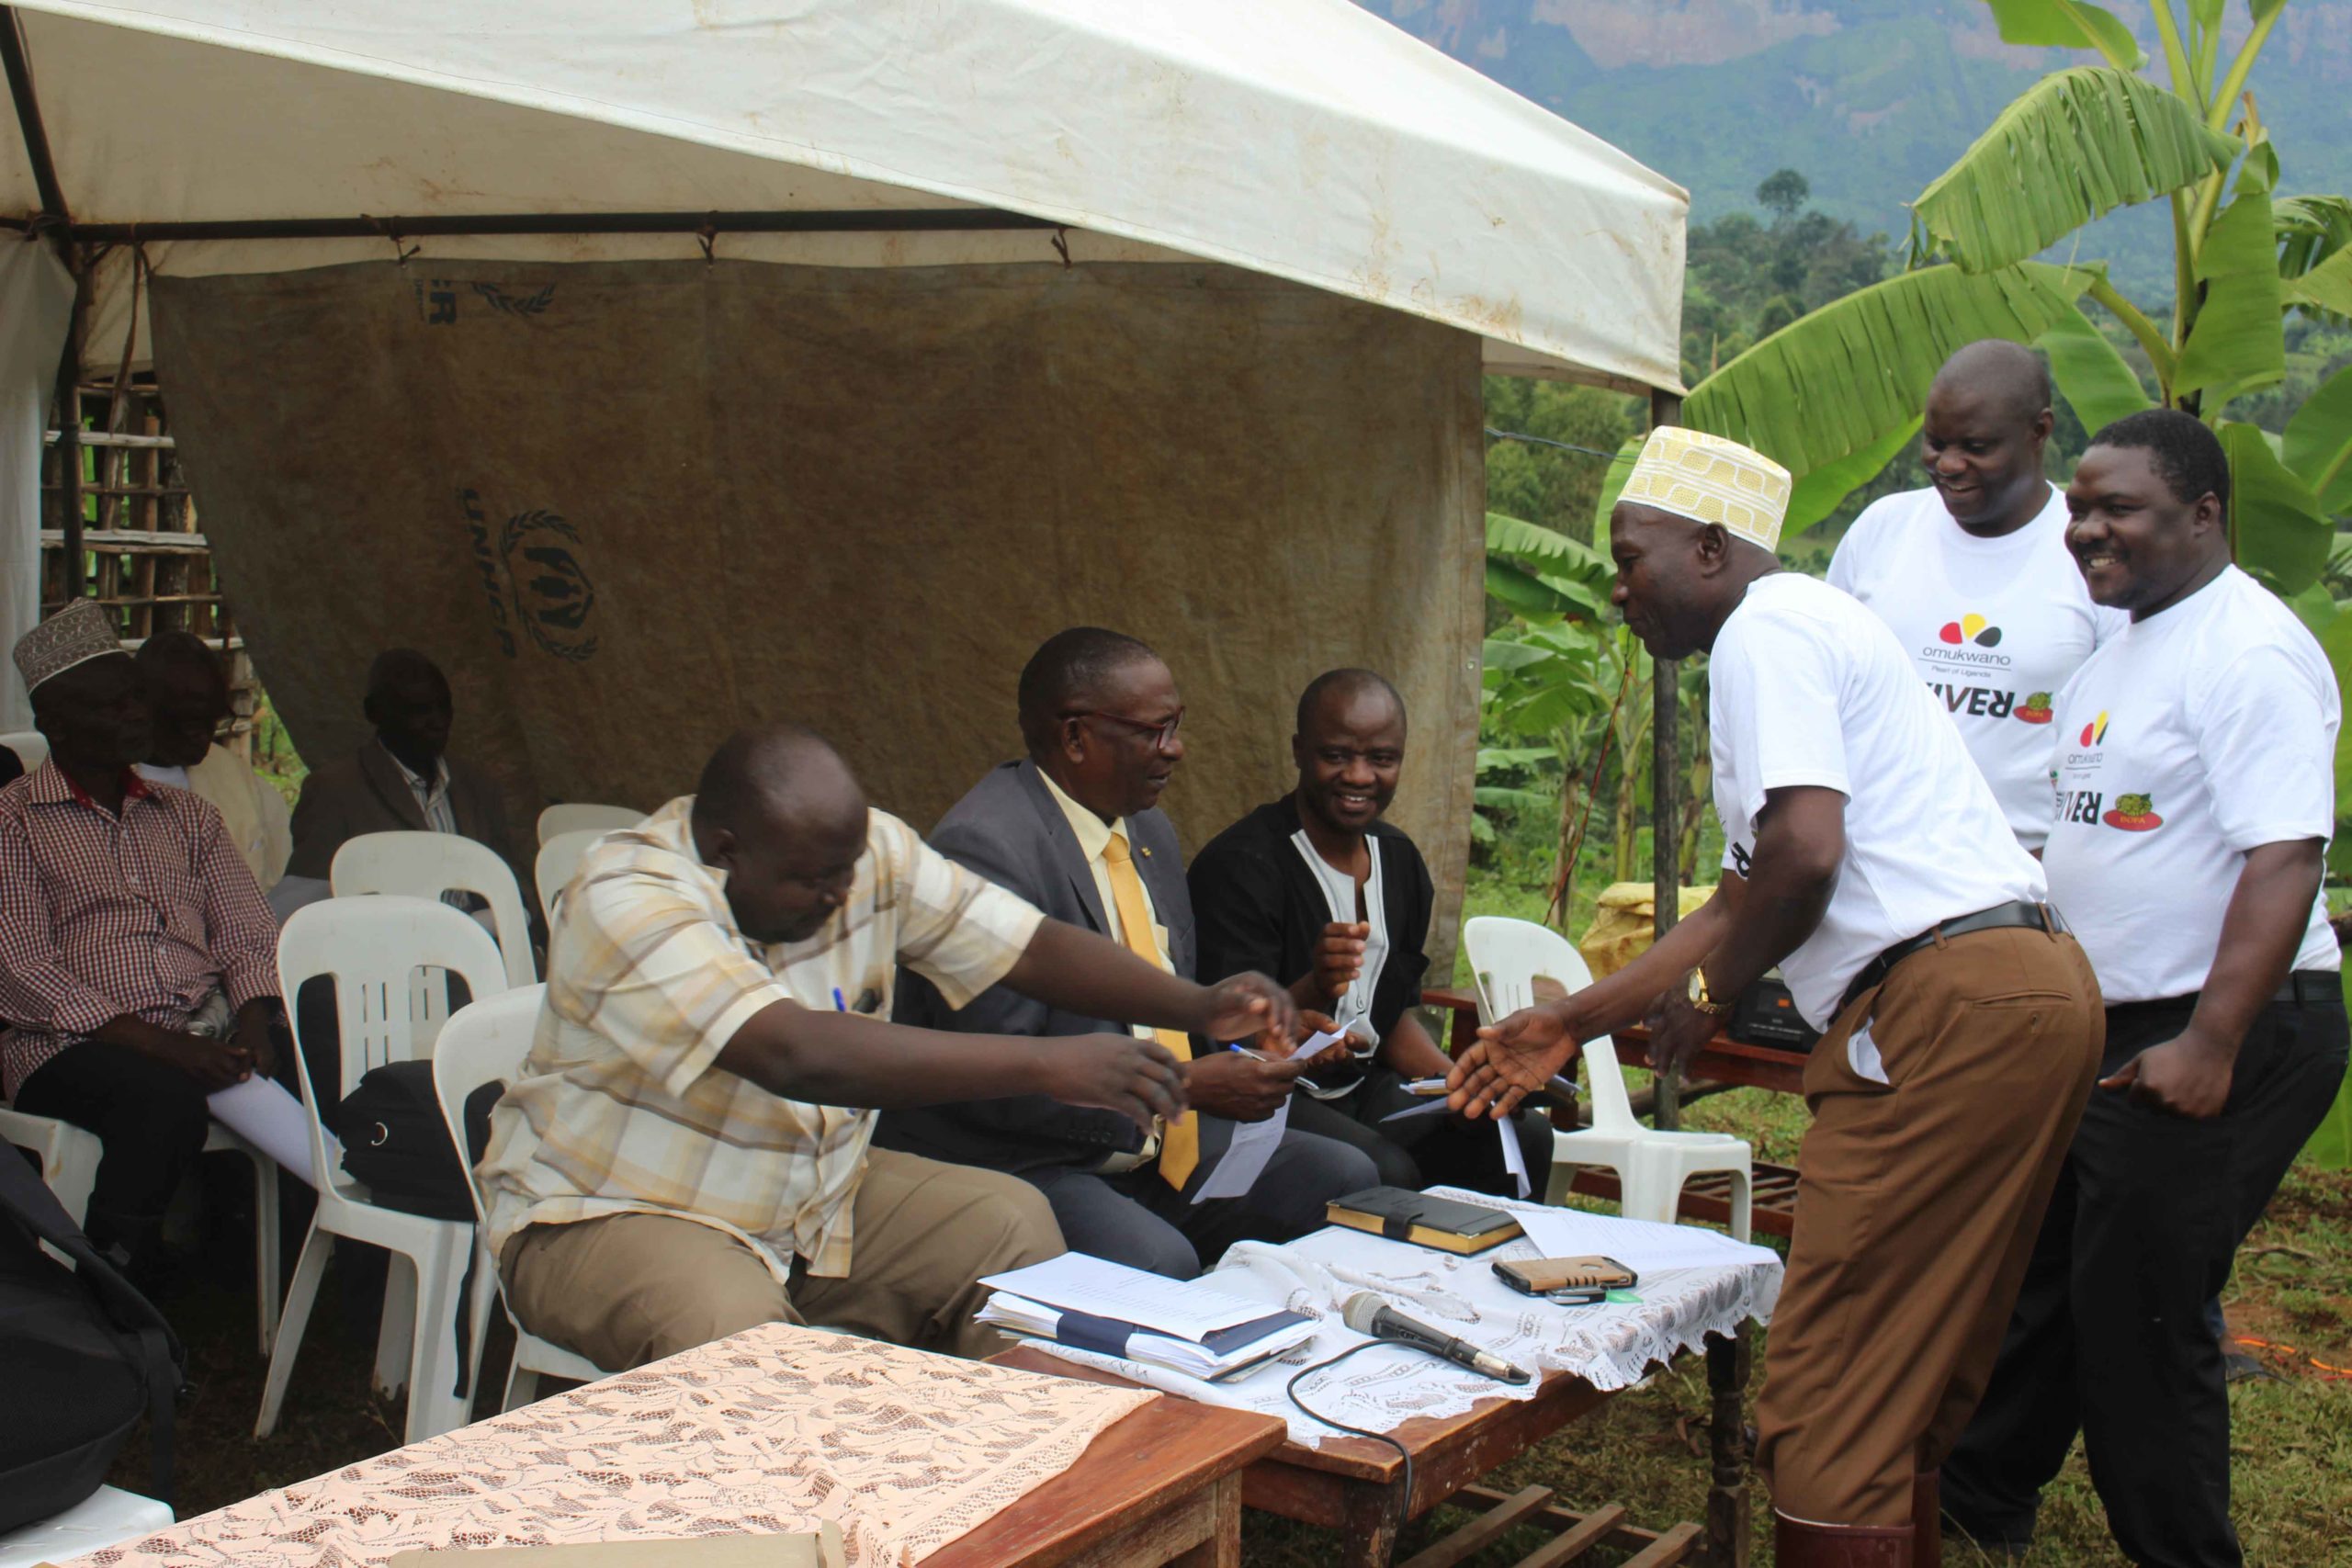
[1913,1472,1941,1568]
[1773,1511,1914,1566]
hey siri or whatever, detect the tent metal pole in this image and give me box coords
[0,6,68,223]
[1648,387,1683,1129]
[38,209,1061,244]
[46,246,85,604]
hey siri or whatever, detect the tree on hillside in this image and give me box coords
[1757,167,1810,221]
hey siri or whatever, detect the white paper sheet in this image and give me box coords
[208,1076,321,1183]
[1192,1097,1290,1203]
[1515,1203,1780,1274]
[1498,1116,1530,1199]
[978,1252,1272,1337]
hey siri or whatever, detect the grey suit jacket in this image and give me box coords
[877,759,1196,1174]
[286,739,518,886]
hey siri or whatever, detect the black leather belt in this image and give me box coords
[1840,900,2062,1012]
[2274,970,2340,1006]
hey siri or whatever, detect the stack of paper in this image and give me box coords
[1514,1203,1781,1274]
[978,1253,1318,1381]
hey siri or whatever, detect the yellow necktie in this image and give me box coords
[1103,830,1198,1189]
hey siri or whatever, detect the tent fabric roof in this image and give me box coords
[2,0,1686,391]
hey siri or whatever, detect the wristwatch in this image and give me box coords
[1686,966,1735,1017]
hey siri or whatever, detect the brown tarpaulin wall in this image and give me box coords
[149,258,1485,965]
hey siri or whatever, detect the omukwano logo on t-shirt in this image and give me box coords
[1939,612,2003,648]
[2079,711,2109,747]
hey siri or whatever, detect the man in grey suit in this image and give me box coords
[285,649,519,886]
[880,628,1378,1278]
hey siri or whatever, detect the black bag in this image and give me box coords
[334,1059,477,1221]
[0,1139,183,1532]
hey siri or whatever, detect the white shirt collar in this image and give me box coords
[1035,764,1126,864]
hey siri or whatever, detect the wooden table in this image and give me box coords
[924,1392,1286,1567]
[995,1330,1752,1568]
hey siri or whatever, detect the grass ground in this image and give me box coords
[104,854,2352,1566]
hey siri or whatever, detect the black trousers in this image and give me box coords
[1286,1067,1555,1197]
[1941,984,2348,1567]
[14,1039,211,1257]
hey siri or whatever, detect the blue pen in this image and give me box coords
[832,987,848,1012]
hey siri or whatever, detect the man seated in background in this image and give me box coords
[879,628,1379,1280]
[1190,669,1551,1194]
[477,722,1296,1371]
[0,601,288,1292]
[134,630,292,892]
[281,649,519,914]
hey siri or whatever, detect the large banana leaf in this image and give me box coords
[2283,249,2352,319]
[1982,0,2147,71]
[1681,262,2098,483]
[1784,417,1920,537]
[2283,363,2352,515]
[1485,558,1599,622]
[1587,432,1645,544]
[2175,186,2288,410]
[1913,67,2235,273]
[2037,301,2153,434]
[1486,513,1608,580]
[2277,194,2352,283]
[2217,420,2329,595]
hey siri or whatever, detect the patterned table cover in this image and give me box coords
[66,1323,1155,1568]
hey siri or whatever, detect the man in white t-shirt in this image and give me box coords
[1828,341,2127,848]
[1941,412,2348,1567]
[1449,426,2103,1565]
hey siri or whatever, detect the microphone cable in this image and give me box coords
[1283,1335,1431,1508]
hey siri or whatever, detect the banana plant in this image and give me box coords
[1674,0,2345,596]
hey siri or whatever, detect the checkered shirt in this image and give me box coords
[0,761,281,1099]
[476,795,1046,1280]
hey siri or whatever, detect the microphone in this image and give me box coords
[1340,1291,1531,1384]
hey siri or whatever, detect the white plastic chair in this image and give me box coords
[5,1104,279,1351]
[260,897,507,1444]
[535,802,641,845]
[533,828,606,930]
[430,985,615,1408]
[0,1106,99,1261]
[332,830,537,991]
[1464,916,1752,1241]
[0,729,46,773]
[0,1484,171,1567]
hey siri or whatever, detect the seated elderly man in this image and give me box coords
[476,722,1295,1371]
[282,649,520,916]
[0,602,287,1291]
[134,631,292,891]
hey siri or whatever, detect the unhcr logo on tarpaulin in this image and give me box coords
[457,489,599,662]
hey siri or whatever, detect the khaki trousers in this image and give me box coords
[501,1147,1064,1370]
[1754,924,2102,1526]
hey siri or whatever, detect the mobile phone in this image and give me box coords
[1492,1255,1638,1297]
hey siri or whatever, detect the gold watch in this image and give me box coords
[1686,967,1735,1017]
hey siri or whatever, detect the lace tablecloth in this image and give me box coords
[1032,1190,1781,1447]
[66,1323,1156,1568]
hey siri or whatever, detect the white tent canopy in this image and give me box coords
[0,0,1687,392]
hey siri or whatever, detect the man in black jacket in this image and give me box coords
[1191,670,1551,1194]
[878,629,1376,1278]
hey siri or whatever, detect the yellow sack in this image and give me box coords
[1577,883,1714,981]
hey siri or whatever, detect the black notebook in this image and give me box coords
[1326,1186,1524,1255]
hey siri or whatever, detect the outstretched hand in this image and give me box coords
[1446,1005,1573,1120]
[1041,1033,1191,1132]
[1200,971,1297,1054]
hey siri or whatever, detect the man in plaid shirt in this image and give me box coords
[2,602,284,1288]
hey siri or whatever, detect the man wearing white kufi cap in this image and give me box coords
[1451,427,2103,1565]
[2,599,290,1292]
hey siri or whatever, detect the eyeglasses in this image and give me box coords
[1067,707,1185,752]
